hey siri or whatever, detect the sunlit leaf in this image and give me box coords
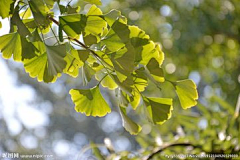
[0,32,22,61]
[59,14,87,38]
[104,9,127,26]
[95,72,118,90]
[102,29,125,52]
[84,0,102,5]
[173,80,198,109]
[143,97,173,124]
[28,0,51,27]
[64,48,84,77]
[0,0,13,18]
[81,63,95,85]
[119,106,142,135]
[146,58,165,83]
[11,8,31,37]
[24,44,67,83]
[69,86,111,117]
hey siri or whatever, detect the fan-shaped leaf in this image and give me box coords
[146,58,165,83]
[119,106,142,135]
[173,80,198,109]
[143,97,173,124]
[69,86,111,117]
[24,44,67,83]
[59,14,87,38]
[0,0,12,18]
[84,0,102,5]
[0,32,22,61]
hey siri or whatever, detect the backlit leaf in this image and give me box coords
[0,0,12,18]
[59,14,87,38]
[146,58,165,83]
[143,97,173,124]
[84,0,102,5]
[173,80,198,109]
[119,106,142,135]
[95,72,118,90]
[24,44,67,83]
[69,86,111,117]
[28,0,50,27]
[0,32,22,61]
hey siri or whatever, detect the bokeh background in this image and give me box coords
[0,0,239,159]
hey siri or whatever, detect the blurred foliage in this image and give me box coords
[0,0,240,160]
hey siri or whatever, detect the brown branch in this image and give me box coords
[146,143,201,160]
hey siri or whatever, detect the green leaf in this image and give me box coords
[0,0,13,18]
[59,14,87,38]
[146,58,165,83]
[84,6,107,39]
[69,86,111,117]
[64,48,84,78]
[111,20,130,43]
[119,106,142,135]
[0,32,22,61]
[104,9,127,26]
[24,44,67,83]
[102,29,125,52]
[21,37,38,60]
[90,142,105,160]
[11,8,31,37]
[143,97,173,125]
[173,80,198,109]
[81,63,95,85]
[95,72,118,90]
[28,0,51,27]
[84,0,102,5]
[0,21,2,28]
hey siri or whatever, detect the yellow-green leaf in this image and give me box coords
[24,44,67,83]
[119,106,142,135]
[0,0,13,18]
[174,79,198,109]
[84,0,102,5]
[0,32,22,61]
[69,86,111,117]
[95,72,118,90]
[146,58,165,83]
[144,97,173,125]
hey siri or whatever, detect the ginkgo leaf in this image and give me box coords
[95,72,118,90]
[24,44,67,83]
[119,106,142,135]
[84,0,102,5]
[28,0,51,27]
[64,48,84,78]
[59,14,87,38]
[104,9,127,26]
[0,0,12,18]
[146,58,165,83]
[173,80,198,109]
[102,29,125,52]
[143,97,173,125]
[11,8,31,37]
[69,86,111,117]
[0,32,22,61]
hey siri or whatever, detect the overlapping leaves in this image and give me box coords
[0,1,198,135]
